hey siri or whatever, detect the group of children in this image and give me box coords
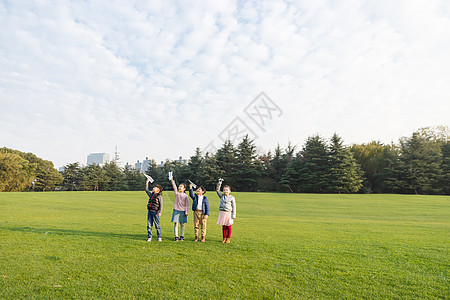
[145,177,236,243]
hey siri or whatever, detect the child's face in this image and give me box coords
[153,187,160,193]
[178,184,185,192]
[196,187,204,195]
[223,187,230,195]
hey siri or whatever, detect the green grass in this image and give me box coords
[0,192,448,299]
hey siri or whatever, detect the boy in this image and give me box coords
[146,179,163,242]
[189,183,209,242]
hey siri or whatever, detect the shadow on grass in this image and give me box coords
[2,226,144,241]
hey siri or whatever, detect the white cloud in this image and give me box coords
[1,0,449,167]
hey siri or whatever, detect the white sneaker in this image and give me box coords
[147,238,152,242]
[158,237,162,242]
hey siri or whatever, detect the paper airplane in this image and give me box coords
[168,171,173,180]
[144,174,154,183]
[188,179,197,189]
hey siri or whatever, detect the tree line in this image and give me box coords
[1,126,449,194]
[0,147,63,192]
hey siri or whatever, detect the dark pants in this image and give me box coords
[147,211,161,238]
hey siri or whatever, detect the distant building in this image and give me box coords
[87,153,109,166]
[134,157,153,173]
[142,157,152,173]
[135,160,143,172]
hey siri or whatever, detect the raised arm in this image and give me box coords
[145,179,152,197]
[170,178,178,194]
[189,183,195,200]
[216,180,223,198]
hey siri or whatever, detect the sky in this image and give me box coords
[1,0,449,169]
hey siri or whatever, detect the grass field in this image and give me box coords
[0,191,449,299]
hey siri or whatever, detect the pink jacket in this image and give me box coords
[171,180,189,215]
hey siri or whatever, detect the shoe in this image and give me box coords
[147,238,152,242]
[201,236,205,242]
[158,237,162,242]
[222,238,226,243]
[180,236,184,241]
[175,236,179,241]
[225,238,230,243]
[194,236,199,242]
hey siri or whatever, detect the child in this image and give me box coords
[145,179,163,242]
[189,183,209,242]
[170,177,189,241]
[216,179,236,243]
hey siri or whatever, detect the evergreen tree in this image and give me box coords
[215,140,238,189]
[61,162,82,191]
[33,159,64,191]
[328,134,363,193]
[258,150,278,192]
[379,144,404,193]
[281,135,329,193]
[123,163,145,191]
[269,143,295,192]
[280,153,302,192]
[199,153,223,191]
[83,164,106,191]
[103,161,125,191]
[297,135,330,193]
[188,147,203,181]
[234,135,261,191]
[398,132,442,194]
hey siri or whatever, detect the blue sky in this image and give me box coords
[1,0,449,168]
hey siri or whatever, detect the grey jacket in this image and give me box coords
[216,188,236,219]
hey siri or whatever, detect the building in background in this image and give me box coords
[134,160,142,172]
[135,157,153,173]
[87,153,109,166]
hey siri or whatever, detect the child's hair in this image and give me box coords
[198,186,206,194]
[179,183,186,189]
[155,184,163,192]
[223,185,231,191]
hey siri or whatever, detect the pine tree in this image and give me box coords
[399,132,442,194]
[234,135,261,191]
[328,134,363,193]
[103,161,125,191]
[188,147,203,182]
[298,135,330,193]
[61,162,82,191]
[199,153,223,191]
[215,140,238,189]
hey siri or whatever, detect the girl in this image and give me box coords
[189,183,209,242]
[170,177,189,241]
[216,179,236,243]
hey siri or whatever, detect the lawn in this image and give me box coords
[0,191,448,299]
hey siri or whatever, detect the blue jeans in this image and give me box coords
[147,211,161,238]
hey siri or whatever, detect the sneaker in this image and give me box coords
[175,236,179,241]
[147,238,152,242]
[180,236,184,241]
[158,237,162,242]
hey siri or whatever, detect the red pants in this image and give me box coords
[222,225,232,239]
